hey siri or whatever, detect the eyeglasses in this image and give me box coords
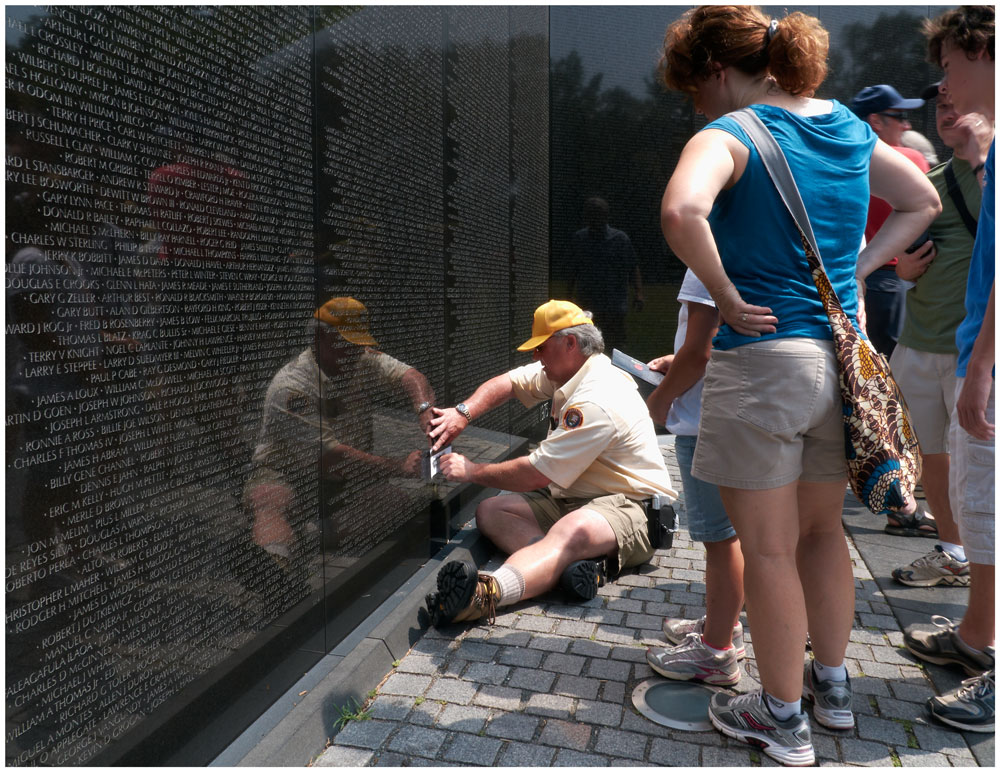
[878,111,909,122]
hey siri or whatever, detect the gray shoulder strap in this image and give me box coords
[727,108,825,272]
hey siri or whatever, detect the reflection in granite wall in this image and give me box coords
[5,6,548,766]
[549,5,942,363]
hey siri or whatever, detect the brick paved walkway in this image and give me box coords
[312,438,992,767]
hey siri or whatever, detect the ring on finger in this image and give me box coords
[740,312,748,323]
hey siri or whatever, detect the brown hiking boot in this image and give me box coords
[429,560,501,626]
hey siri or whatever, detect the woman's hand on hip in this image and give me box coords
[714,283,777,337]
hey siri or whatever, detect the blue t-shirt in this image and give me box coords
[704,102,877,350]
[956,140,995,378]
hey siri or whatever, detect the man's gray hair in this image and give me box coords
[552,315,604,356]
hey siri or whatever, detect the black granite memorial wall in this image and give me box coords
[6,6,548,765]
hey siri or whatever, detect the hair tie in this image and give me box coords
[766,19,779,44]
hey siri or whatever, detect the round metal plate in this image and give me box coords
[632,678,717,731]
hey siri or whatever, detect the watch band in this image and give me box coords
[455,403,472,422]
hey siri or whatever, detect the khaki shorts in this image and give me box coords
[693,338,847,489]
[949,379,995,566]
[889,344,957,455]
[520,489,653,572]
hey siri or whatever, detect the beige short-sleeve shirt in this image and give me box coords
[509,355,676,501]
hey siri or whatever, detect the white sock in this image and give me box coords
[700,635,733,654]
[940,542,967,562]
[489,566,525,607]
[765,691,801,721]
[813,659,848,683]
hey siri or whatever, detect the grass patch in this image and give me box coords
[333,697,372,731]
[889,748,902,767]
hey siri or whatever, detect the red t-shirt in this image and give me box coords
[864,145,931,267]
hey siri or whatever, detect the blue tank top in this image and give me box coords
[704,101,877,350]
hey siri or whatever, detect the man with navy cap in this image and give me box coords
[851,84,932,361]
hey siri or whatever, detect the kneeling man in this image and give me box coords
[425,300,676,626]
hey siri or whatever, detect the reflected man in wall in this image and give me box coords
[424,300,675,627]
[568,197,644,350]
[244,297,435,572]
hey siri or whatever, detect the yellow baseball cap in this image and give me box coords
[314,297,378,346]
[516,300,593,351]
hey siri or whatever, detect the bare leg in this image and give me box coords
[504,509,617,598]
[720,483,806,703]
[922,453,961,544]
[702,536,745,650]
[475,494,546,554]
[796,479,855,668]
[959,562,996,651]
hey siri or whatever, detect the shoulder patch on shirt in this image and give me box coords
[286,391,309,414]
[562,407,584,430]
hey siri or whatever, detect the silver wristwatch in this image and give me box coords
[455,402,472,422]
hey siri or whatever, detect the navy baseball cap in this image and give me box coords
[849,85,925,118]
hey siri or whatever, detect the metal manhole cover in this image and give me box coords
[632,678,718,731]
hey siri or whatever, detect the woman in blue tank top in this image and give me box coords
[654,6,941,765]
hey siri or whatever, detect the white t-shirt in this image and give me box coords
[665,269,716,437]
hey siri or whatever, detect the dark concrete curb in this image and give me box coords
[212,490,497,767]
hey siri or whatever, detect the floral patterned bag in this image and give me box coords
[729,109,922,515]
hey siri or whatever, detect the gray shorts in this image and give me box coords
[949,379,995,566]
[520,489,653,571]
[693,338,847,489]
[890,344,957,455]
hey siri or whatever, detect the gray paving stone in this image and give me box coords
[396,654,448,675]
[860,613,900,630]
[649,737,700,766]
[896,747,955,767]
[643,601,683,619]
[701,745,757,766]
[610,645,647,663]
[508,666,556,692]
[412,636,453,656]
[545,604,587,620]
[543,652,586,675]
[473,685,523,711]
[890,680,936,703]
[484,711,540,741]
[576,699,623,727]
[525,693,575,718]
[852,675,892,697]
[499,646,544,667]
[601,680,627,705]
[594,625,637,645]
[381,672,432,697]
[625,612,663,630]
[618,574,654,588]
[857,714,909,745]
[332,719,395,749]
[628,587,666,603]
[553,748,609,766]
[553,674,601,700]
[570,638,613,658]
[555,619,598,638]
[668,589,704,606]
[846,642,874,661]
[582,608,626,625]
[608,598,644,613]
[539,718,591,750]
[463,662,509,685]
[587,657,631,681]
[529,634,572,653]
[368,695,413,721]
[498,742,557,766]
[425,677,477,704]
[517,614,559,633]
[812,733,841,762]
[387,725,449,759]
[871,645,914,666]
[313,746,374,767]
[594,727,648,759]
[912,723,976,755]
[840,738,898,766]
[455,641,500,662]
[435,704,491,733]
[442,733,502,765]
[488,630,533,647]
[858,660,903,679]
[408,699,443,726]
[876,696,927,721]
